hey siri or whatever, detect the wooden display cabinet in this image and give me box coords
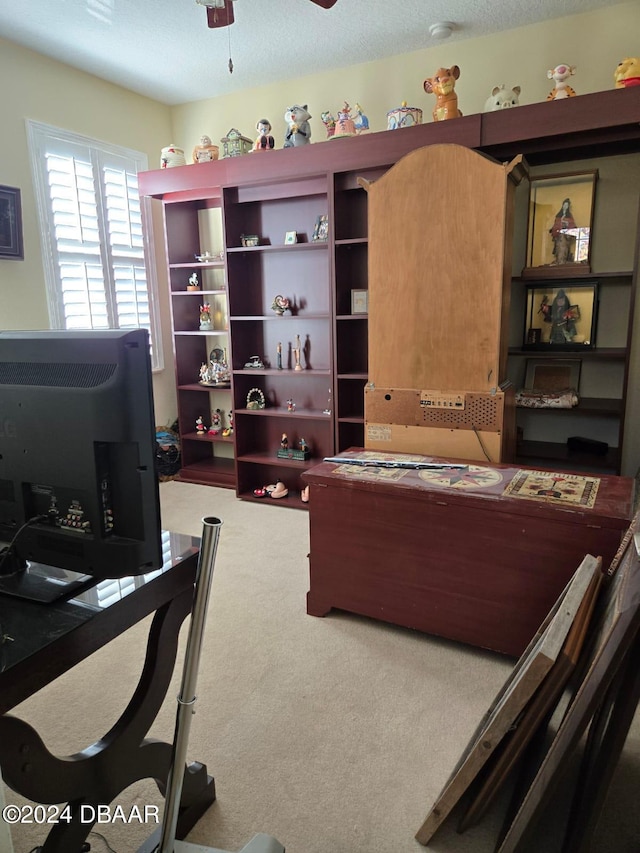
[224,177,333,502]
[507,155,640,475]
[138,86,640,491]
[332,168,381,451]
[165,197,235,488]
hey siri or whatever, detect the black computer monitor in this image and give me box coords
[0,328,162,601]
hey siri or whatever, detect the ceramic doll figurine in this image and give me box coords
[199,303,212,331]
[483,84,521,111]
[283,105,312,148]
[277,341,283,370]
[423,66,462,121]
[195,416,206,434]
[192,134,219,163]
[614,57,640,88]
[253,119,275,151]
[281,433,289,450]
[208,409,222,435]
[293,334,302,371]
[549,198,577,264]
[332,103,357,138]
[352,103,370,133]
[546,64,577,100]
[321,111,336,138]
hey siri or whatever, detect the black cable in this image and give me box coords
[0,514,49,575]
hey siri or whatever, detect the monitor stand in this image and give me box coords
[0,561,98,604]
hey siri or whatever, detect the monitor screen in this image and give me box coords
[0,328,162,596]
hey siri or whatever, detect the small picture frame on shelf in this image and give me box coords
[522,281,598,351]
[312,214,329,242]
[524,358,581,392]
[522,170,597,278]
[351,289,369,314]
[284,230,297,245]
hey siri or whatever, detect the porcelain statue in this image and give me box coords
[614,57,640,88]
[332,102,357,138]
[192,135,219,163]
[253,119,275,151]
[386,101,422,129]
[423,66,462,121]
[283,105,312,147]
[546,64,577,100]
[352,103,370,133]
[484,84,521,111]
[160,145,186,168]
[321,111,336,138]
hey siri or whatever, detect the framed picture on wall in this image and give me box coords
[522,171,597,279]
[0,185,24,260]
[523,281,598,351]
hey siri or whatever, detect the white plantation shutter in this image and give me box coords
[27,121,161,369]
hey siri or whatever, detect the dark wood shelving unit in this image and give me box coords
[138,86,640,490]
[508,265,636,473]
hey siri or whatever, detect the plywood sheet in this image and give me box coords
[366,144,521,393]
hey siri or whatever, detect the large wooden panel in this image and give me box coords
[365,144,523,392]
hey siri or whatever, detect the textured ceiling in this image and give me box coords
[0,0,617,105]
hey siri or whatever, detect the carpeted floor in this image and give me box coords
[4,481,640,853]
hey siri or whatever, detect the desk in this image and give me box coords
[303,450,635,657]
[0,531,215,853]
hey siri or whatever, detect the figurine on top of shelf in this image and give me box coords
[546,64,577,100]
[160,144,186,169]
[276,341,283,370]
[196,416,206,435]
[199,302,213,331]
[614,57,640,88]
[293,334,302,371]
[287,397,296,412]
[208,409,222,435]
[222,411,233,438]
[321,111,336,138]
[283,105,312,148]
[386,101,423,129]
[331,102,357,138]
[281,433,289,450]
[549,197,577,264]
[187,272,200,291]
[192,135,219,163]
[271,294,291,316]
[483,84,521,111]
[221,128,253,158]
[423,66,462,121]
[253,119,275,151]
[352,103,370,133]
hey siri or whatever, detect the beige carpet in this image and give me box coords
[5,481,640,853]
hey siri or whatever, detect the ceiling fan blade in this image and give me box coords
[309,0,339,8]
[206,1,235,28]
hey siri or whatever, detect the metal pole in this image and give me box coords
[159,516,223,853]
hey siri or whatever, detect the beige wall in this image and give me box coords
[170,2,640,151]
[1,2,639,471]
[170,0,640,477]
[0,37,176,424]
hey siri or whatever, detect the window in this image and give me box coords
[27,120,162,369]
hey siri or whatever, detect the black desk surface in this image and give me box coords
[0,530,200,714]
